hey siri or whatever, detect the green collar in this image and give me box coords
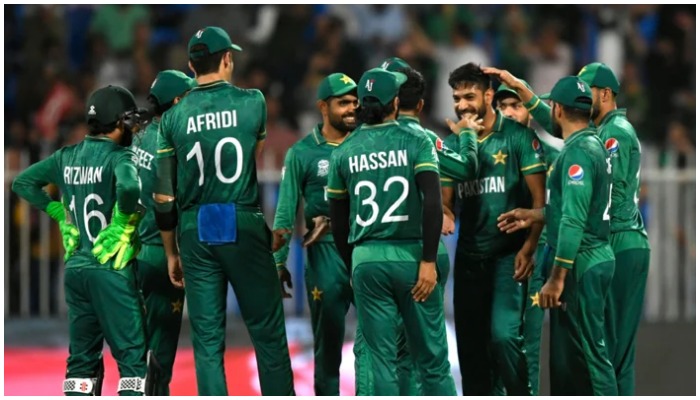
[312,124,344,147]
[565,127,596,144]
[358,120,399,130]
[398,114,420,123]
[191,80,229,92]
[599,108,626,127]
[492,111,505,132]
[84,135,115,143]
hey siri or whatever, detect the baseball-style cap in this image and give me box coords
[493,79,532,103]
[150,70,197,106]
[379,57,411,73]
[577,62,620,94]
[188,26,242,60]
[86,85,138,125]
[317,73,358,100]
[540,76,592,110]
[357,67,407,106]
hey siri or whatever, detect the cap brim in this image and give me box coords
[334,85,357,97]
[392,71,407,85]
[494,88,519,102]
[539,93,551,100]
[231,43,243,52]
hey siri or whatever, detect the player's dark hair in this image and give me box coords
[189,45,230,75]
[397,67,425,111]
[357,98,395,125]
[87,120,117,136]
[448,62,491,92]
[147,94,175,117]
[561,104,592,123]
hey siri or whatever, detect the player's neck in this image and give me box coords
[321,124,347,144]
[196,72,228,86]
[479,107,497,138]
[593,103,617,127]
[562,122,590,140]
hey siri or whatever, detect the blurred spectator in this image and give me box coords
[89,5,149,55]
[527,21,574,95]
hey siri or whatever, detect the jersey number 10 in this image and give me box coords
[186,138,244,186]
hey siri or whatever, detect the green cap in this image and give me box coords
[494,79,532,103]
[188,26,242,60]
[540,76,592,110]
[357,67,407,106]
[150,70,197,106]
[379,57,411,73]
[577,62,620,94]
[317,73,358,100]
[86,85,138,125]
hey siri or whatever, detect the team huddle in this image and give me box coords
[12,25,649,396]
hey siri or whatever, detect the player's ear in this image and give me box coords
[484,87,494,106]
[188,61,196,77]
[317,99,328,116]
[416,98,425,114]
[392,96,400,113]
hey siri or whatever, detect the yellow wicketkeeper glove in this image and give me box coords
[92,204,144,270]
[46,201,80,262]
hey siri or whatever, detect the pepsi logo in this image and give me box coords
[568,164,584,181]
[436,138,444,151]
[532,139,543,154]
[605,138,619,154]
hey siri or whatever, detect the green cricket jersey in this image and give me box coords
[327,121,439,244]
[272,125,338,266]
[546,128,612,269]
[397,115,478,186]
[12,136,140,267]
[132,120,162,245]
[597,109,647,236]
[157,80,267,223]
[453,112,546,256]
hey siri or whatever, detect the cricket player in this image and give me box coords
[12,85,148,395]
[498,76,618,395]
[483,67,563,395]
[444,63,545,395]
[132,70,196,395]
[271,72,358,395]
[153,26,294,395]
[327,67,456,396]
[579,62,651,395]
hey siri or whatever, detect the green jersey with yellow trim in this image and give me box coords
[547,128,612,269]
[327,121,439,244]
[132,120,161,245]
[272,125,339,266]
[156,80,267,212]
[397,114,478,187]
[455,112,546,256]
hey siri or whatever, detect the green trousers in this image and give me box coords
[354,244,452,396]
[522,243,552,395]
[137,244,185,395]
[605,231,650,395]
[179,210,294,396]
[64,265,147,396]
[305,241,353,395]
[549,247,618,396]
[453,252,531,395]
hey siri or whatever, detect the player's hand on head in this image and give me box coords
[272,228,292,252]
[412,261,438,302]
[302,216,331,247]
[168,255,184,289]
[278,267,293,299]
[481,67,519,89]
[539,278,564,309]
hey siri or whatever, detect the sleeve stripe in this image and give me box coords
[521,163,546,171]
[527,98,541,112]
[554,257,574,264]
[415,163,438,170]
[440,177,454,182]
[326,188,347,194]
[157,148,174,153]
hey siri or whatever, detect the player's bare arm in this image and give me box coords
[514,172,546,281]
[482,67,536,105]
[497,207,545,233]
[539,266,567,308]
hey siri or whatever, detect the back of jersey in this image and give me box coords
[158,81,266,210]
[57,136,130,267]
[328,122,439,244]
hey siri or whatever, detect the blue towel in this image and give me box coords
[198,203,237,245]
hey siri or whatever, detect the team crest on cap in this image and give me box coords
[568,164,584,183]
[317,159,329,177]
[605,138,619,154]
[196,29,204,38]
[365,79,375,92]
[436,138,444,152]
[150,78,157,89]
[577,81,586,92]
[88,105,96,115]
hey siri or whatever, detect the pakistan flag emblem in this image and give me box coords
[317,159,329,177]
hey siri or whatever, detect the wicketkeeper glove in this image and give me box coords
[46,201,80,261]
[92,204,143,270]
